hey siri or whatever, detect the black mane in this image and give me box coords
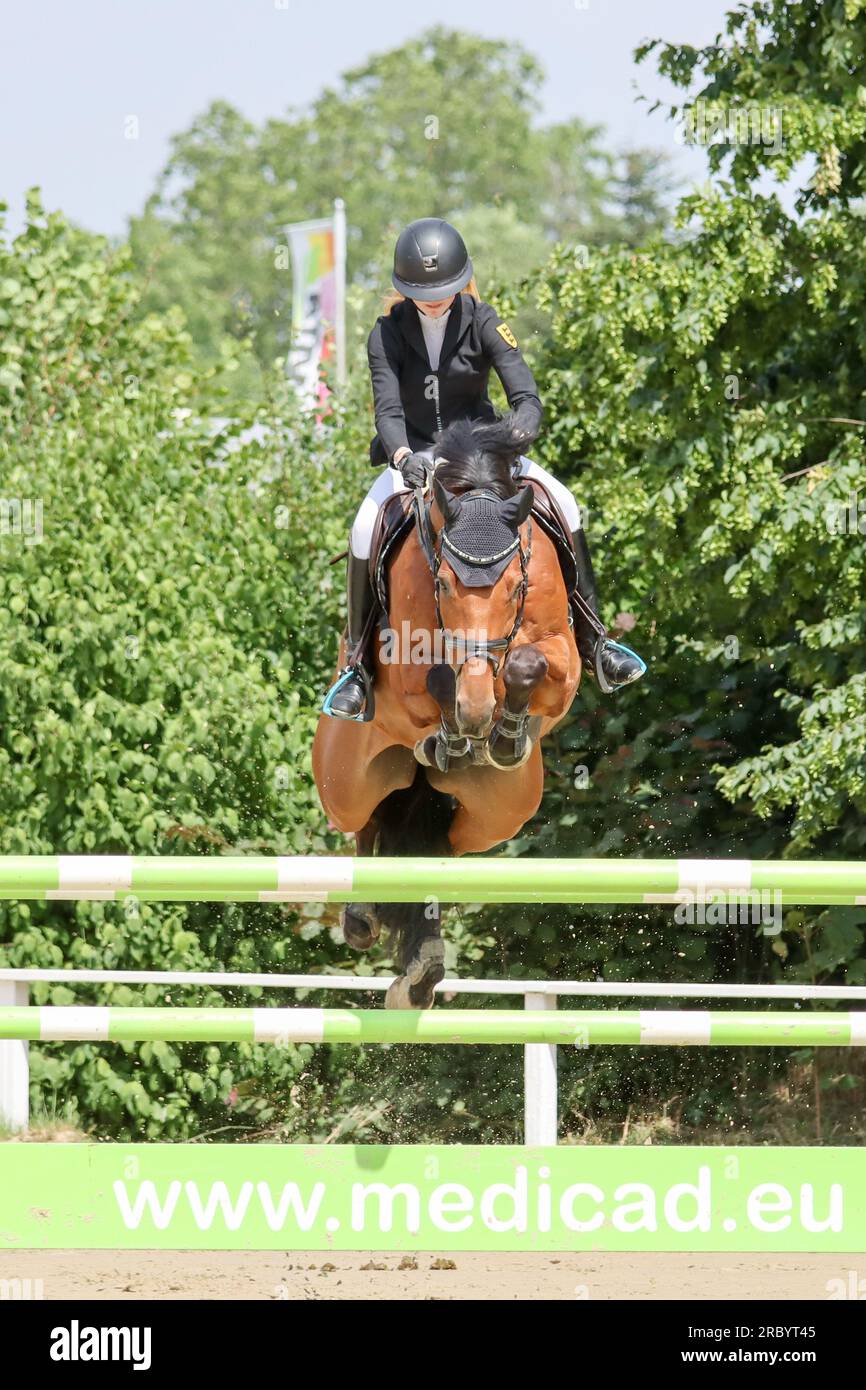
[433,415,527,498]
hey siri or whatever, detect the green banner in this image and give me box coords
[1,1144,865,1251]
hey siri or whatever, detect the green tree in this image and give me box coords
[610,148,681,247]
[11,2,866,1147]
[130,29,675,384]
[0,193,539,1146]
[0,193,375,1138]
[492,0,866,1035]
[641,0,866,210]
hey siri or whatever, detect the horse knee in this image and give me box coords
[503,645,548,705]
[426,663,457,710]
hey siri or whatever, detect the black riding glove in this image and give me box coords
[398,452,428,490]
[510,403,542,449]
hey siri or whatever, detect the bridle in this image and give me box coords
[413,484,532,678]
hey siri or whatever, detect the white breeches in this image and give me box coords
[350,456,582,559]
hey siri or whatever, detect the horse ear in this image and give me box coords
[499,486,533,530]
[433,474,462,526]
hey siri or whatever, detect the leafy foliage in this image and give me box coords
[499,0,866,1047]
[0,193,370,1137]
[129,28,674,384]
[4,1,866,1143]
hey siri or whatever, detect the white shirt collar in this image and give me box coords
[418,308,451,368]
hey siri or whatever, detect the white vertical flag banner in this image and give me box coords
[286,199,346,406]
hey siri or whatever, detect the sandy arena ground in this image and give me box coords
[1,1250,862,1300]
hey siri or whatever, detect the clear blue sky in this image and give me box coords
[1,0,731,238]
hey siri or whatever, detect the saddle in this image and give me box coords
[367,476,581,636]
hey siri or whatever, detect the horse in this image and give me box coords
[312,416,581,1007]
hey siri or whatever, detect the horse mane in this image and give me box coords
[432,415,526,498]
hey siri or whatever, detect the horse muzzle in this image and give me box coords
[454,657,496,739]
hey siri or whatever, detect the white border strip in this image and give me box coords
[49,856,134,900]
[849,1013,866,1045]
[261,856,355,902]
[677,859,753,893]
[39,1006,111,1041]
[252,1008,325,1044]
[639,1010,713,1045]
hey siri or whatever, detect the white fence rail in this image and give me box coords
[1,970,861,1141]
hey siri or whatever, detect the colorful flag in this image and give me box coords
[286,201,346,406]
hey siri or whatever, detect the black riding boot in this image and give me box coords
[322,551,376,720]
[571,528,646,692]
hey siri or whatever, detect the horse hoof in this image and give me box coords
[386,938,446,1010]
[343,904,381,950]
[484,736,532,771]
[385,975,414,1009]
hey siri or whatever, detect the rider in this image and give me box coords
[323,217,646,720]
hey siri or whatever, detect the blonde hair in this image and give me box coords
[383,277,480,315]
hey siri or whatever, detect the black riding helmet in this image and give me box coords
[392,218,473,301]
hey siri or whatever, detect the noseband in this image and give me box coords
[413,485,532,677]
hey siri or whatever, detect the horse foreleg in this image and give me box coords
[487,645,548,770]
[384,933,446,1009]
[414,663,475,772]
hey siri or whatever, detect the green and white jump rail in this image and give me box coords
[0,855,863,903]
[2,1006,865,1047]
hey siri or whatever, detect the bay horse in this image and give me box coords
[312,417,580,1007]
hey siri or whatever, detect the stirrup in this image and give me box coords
[594,639,647,696]
[321,665,376,723]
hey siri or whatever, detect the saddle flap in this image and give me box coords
[370,490,414,610]
[518,477,579,608]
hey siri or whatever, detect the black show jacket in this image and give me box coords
[367,294,543,465]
